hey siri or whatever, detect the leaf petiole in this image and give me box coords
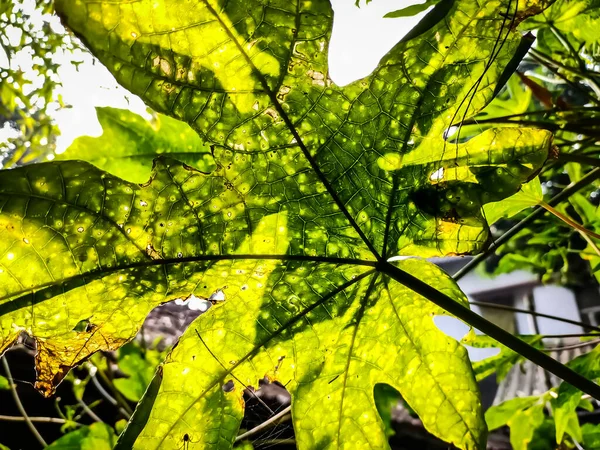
[381,261,600,400]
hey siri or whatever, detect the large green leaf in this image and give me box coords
[55,0,550,258]
[0,0,554,448]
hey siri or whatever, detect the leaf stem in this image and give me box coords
[381,261,600,399]
[537,333,600,339]
[1,357,48,447]
[77,399,103,423]
[92,365,133,417]
[539,201,600,240]
[453,167,600,280]
[469,301,600,332]
[545,339,600,351]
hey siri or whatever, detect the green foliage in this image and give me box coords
[58,107,214,184]
[0,0,568,448]
[486,348,600,449]
[462,334,543,382]
[523,0,600,62]
[0,0,78,167]
[45,423,118,450]
[0,373,9,389]
[383,0,442,18]
[373,384,402,439]
[113,340,167,402]
[583,423,600,449]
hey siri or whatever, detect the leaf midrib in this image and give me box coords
[0,254,377,305]
[199,0,382,261]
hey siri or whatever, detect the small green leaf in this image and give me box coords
[553,347,600,444]
[483,177,543,225]
[113,341,165,402]
[507,402,546,450]
[384,0,441,18]
[485,396,541,431]
[583,423,600,449]
[58,107,214,183]
[46,423,118,450]
[462,334,543,382]
[0,374,10,390]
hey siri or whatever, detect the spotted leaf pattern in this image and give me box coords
[0,0,553,448]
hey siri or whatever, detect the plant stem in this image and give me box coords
[539,201,600,240]
[93,363,133,416]
[1,357,48,447]
[235,405,291,442]
[558,153,600,167]
[530,48,600,98]
[381,262,600,399]
[545,339,600,351]
[453,167,600,280]
[77,399,103,423]
[0,414,83,425]
[538,333,600,339]
[469,301,600,332]
[90,370,131,419]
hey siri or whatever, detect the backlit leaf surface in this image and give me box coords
[0,0,554,448]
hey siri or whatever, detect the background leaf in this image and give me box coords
[57,107,214,183]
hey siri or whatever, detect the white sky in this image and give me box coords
[0,0,432,154]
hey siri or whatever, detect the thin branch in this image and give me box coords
[540,201,600,240]
[545,339,600,351]
[0,414,83,426]
[530,47,600,97]
[538,333,600,339]
[382,261,600,400]
[527,53,600,105]
[90,368,131,418]
[470,301,600,332]
[235,405,291,442]
[453,168,600,280]
[579,231,600,258]
[77,399,102,423]
[558,153,600,167]
[457,106,600,125]
[1,357,47,447]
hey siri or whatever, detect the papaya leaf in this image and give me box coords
[0,0,555,448]
[383,0,442,18]
[57,107,214,183]
[54,0,551,259]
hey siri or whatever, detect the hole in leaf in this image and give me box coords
[222,380,235,392]
[73,318,94,333]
